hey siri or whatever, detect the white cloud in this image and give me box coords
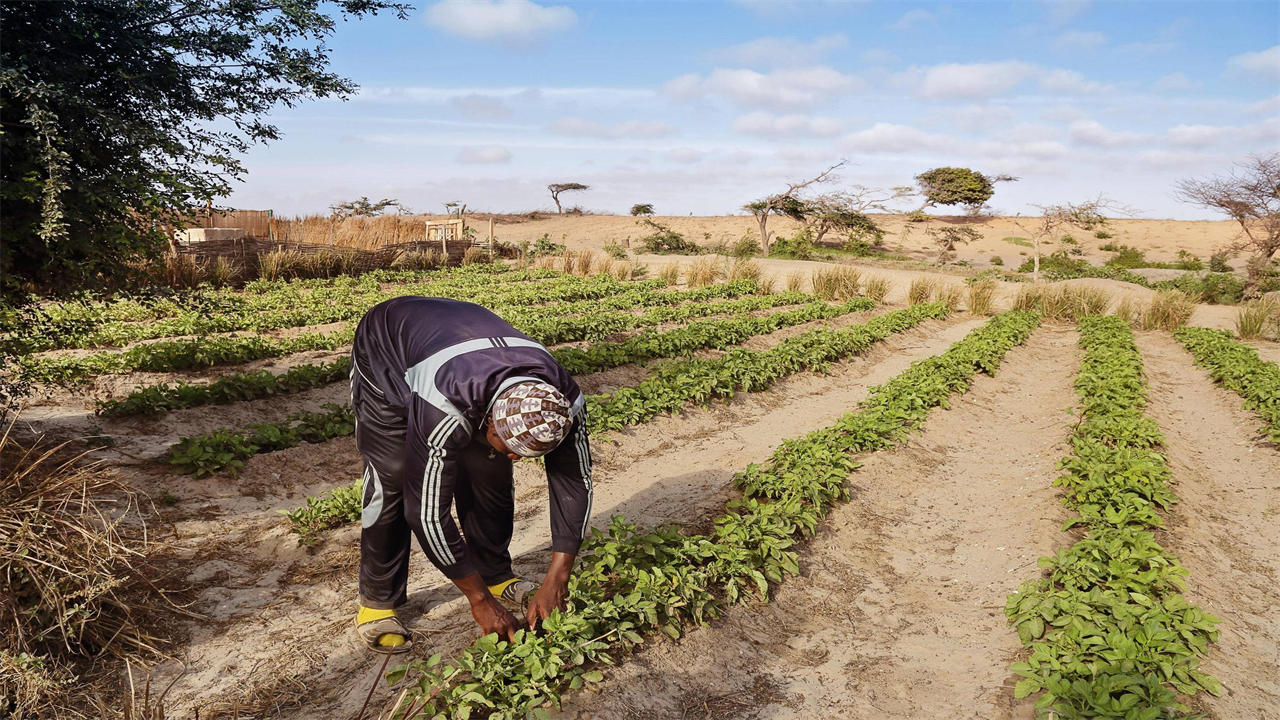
[1166,124,1224,149]
[841,123,955,154]
[1120,18,1190,55]
[1045,0,1092,25]
[456,145,513,163]
[1068,120,1149,147]
[732,112,842,137]
[1151,73,1201,92]
[926,104,1017,134]
[1037,68,1111,95]
[663,66,864,110]
[906,61,1038,100]
[550,117,679,138]
[711,33,847,68]
[861,48,898,65]
[1226,45,1280,83]
[449,94,514,118]
[425,0,575,42]
[891,9,937,30]
[1245,95,1280,116]
[1054,30,1107,52]
[1166,121,1280,149]
[666,148,706,164]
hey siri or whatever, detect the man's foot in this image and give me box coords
[356,605,413,653]
[487,578,538,609]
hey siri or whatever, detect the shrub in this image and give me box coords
[637,219,700,255]
[602,242,628,259]
[1095,230,1113,239]
[1209,251,1231,273]
[1153,272,1245,305]
[967,278,997,316]
[1104,244,1147,269]
[1002,236,1033,248]
[630,203,655,217]
[989,255,1004,266]
[906,210,929,223]
[768,233,815,260]
[862,274,891,303]
[730,234,760,258]
[1176,250,1205,271]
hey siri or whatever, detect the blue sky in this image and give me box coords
[226,0,1280,219]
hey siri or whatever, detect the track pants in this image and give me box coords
[352,369,516,610]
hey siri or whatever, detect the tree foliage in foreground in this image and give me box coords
[0,0,408,300]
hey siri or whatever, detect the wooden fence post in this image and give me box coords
[488,218,495,255]
[423,221,430,253]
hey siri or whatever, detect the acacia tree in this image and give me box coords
[1175,153,1280,277]
[330,197,411,218]
[802,185,915,245]
[743,160,846,253]
[548,183,589,213]
[0,0,409,300]
[630,203,655,217]
[914,167,1017,215]
[1013,197,1130,280]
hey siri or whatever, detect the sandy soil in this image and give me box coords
[560,325,1082,720]
[130,311,978,718]
[1136,331,1280,718]
[472,214,1248,271]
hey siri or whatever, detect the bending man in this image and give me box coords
[350,297,592,653]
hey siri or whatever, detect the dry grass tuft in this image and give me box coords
[573,249,596,276]
[937,283,964,312]
[687,257,724,288]
[1235,297,1280,340]
[726,258,763,285]
[1114,296,1143,327]
[392,249,445,272]
[256,249,306,282]
[461,247,490,266]
[810,266,860,301]
[758,273,777,294]
[1012,283,1115,322]
[1,420,170,717]
[907,276,937,306]
[862,274,891,303]
[1139,289,1196,331]
[785,271,805,294]
[659,263,681,286]
[967,278,997,316]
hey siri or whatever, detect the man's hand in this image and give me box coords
[526,551,576,632]
[470,595,522,641]
[454,572,521,641]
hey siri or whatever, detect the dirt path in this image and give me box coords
[1136,331,1280,719]
[141,315,986,718]
[1245,338,1280,365]
[558,326,1081,720]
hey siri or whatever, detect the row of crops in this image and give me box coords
[9,262,1276,720]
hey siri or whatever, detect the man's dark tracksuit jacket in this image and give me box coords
[350,297,593,609]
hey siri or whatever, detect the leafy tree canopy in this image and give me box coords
[915,167,1016,212]
[330,197,411,218]
[0,0,408,300]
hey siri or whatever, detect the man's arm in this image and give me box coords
[529,412,593,629]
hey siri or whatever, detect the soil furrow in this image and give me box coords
[557,325,1080,720]
[1135,330,1280,719]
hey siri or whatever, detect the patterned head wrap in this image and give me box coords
[489,381,572,458]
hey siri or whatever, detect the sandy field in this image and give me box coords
[16,247,1278,719]
[439,213,1251,271]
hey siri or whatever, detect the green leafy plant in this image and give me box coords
[1007,316,1222,718]
[1174,326,1280,442]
